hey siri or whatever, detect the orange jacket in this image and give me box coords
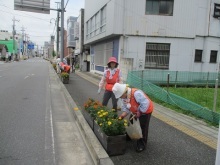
[130,88,154,114]
[105,69,120,91]
[60,62,71,73]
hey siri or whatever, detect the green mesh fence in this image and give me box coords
[132,70,220,86]
[127,71,220,125]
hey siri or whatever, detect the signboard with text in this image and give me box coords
[14,0,50,14]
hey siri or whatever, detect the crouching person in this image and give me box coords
[112,83,154,152]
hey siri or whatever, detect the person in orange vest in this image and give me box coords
[59,61,71,73]
[98,57,123,110]
[112,83,154,152]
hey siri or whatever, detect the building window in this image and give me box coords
[194,50,203,62]
[146,0,174,16]
[145,43,170,69]
[100,5,106,32]
[214,3,220,18]
[210,50,217,63]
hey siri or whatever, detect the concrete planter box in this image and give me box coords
[82,109,94,130]
[93,122,126,156]
[62,77,69,84]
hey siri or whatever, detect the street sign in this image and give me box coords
[28,43,34,50]
[14,0,50,14]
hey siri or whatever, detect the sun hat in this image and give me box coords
[112,83,127,99]
[107,57,118,65]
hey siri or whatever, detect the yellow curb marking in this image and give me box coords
[74,107,79,111]
[153,112,217,150]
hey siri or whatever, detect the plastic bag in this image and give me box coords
[126,115,143,140]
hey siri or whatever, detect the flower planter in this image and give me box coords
[93,122,126,156]
[62,77,69,84]
[82,109,94,130]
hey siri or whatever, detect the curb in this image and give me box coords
[49,65,114,165]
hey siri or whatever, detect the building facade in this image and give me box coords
[0,30,21,55]
[84,0,220,79]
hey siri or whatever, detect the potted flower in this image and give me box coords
[83,98,103,129]
[52,63,57,71]
[94,109,127,156]
[60,72,69,84]
[84,98,127,156]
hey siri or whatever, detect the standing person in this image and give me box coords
[71,57,75,73]
[98,57,123,110]
[56,56,61,73]
[112,83,154,152]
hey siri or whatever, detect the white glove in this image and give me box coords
[97,88,101,94]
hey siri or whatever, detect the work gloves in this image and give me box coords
[97,88,101,94]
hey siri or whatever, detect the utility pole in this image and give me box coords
[12,17,19,58]
[60,0,64,62]
[55,2,60,58]
[21,26,25,57]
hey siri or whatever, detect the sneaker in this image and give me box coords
[136,139,145,152]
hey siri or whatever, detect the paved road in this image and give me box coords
[0,58,54,164]
[0,58,93,165]
[65,72,216,165]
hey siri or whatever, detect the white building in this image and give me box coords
[67,16,77,49]
[84,0,220,79]
[75,9,90,71]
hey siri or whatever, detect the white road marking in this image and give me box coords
[24,76,29,79]
[50,106,56,164]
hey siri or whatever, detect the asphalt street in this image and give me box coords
[65,72,217,165]
[0,58,54,164]
[0,58,94,165]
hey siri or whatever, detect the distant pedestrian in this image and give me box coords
[112,83,154,152]
[71,57,75,73]
[56,56,61,73]
[98,57,123,110]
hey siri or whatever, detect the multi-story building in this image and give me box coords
[67,16,77,55]
[84,0,220,79]
[0,30,21,55]
[74,9,89,71]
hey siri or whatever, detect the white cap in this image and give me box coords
[112,83,127,99]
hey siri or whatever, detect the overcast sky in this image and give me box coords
[0,0,84,47]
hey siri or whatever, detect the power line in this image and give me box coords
[65,0,70,9]
[0,5,51,22]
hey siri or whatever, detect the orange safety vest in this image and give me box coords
[60,62,71,73]
[130,88,154,114]
[105,69,120,91]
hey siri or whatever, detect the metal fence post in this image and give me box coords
[141,70,144,90]
[175,71,178,88]
[213,79,218,112]
[206,72,210,88]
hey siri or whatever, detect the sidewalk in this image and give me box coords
[75,70,218,149]
[50,61,218,165]
[48,65,114,165]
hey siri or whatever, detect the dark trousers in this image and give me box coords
[139,113,152,145]
[102,90,118,110]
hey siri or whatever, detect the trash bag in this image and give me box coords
[126,115,142,140]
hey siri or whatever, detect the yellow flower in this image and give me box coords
[97,112,100,114]
[124,119,127,123]
[99,123,102,126]
[108,121,112,125]
[105,112,108,115]
[101,110,104,112]
[99,114,103,117]
[124,123,128,126]
[118,117,122,120]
